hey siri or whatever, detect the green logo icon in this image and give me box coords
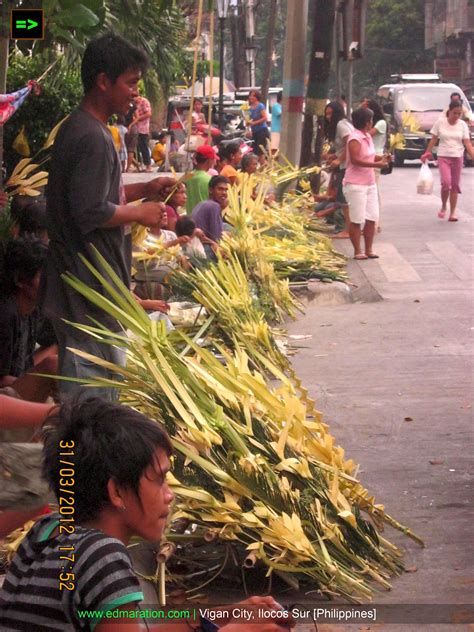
[15,19,39,30]
[11,9,44,40]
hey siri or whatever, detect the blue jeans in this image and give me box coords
[54,329,126,402]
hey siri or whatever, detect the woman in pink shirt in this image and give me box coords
[343,108,390,260]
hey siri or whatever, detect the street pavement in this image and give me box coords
[288,163,474,631]
[124,165,474,630]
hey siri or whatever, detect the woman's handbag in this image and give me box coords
[380,162,393,175]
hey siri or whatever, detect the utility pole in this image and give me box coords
[300,0,336,171]
[342,0,368,112]
[261,0,278,102]
[334,1,343,98]
[218,14,225,129]
[347,56,353,112]
[230,1,247,88]
[280,0,308,167]
[244,0,256,86]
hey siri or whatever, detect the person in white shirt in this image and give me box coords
[441,92,474,124]
[133,205,191,299]
[366,99,388,232]
[422,102,474,222]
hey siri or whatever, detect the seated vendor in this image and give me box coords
[0,238,57,404]
[191,175,229,258]
[313,172,345,235]
[133,204,190,300]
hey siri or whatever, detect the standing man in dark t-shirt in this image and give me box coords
[40,34,175,401]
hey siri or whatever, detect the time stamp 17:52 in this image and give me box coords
[58,439,76,592]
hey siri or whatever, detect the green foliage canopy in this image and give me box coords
[3,1,190,173]
[366,0,426,50]
[351,0,434,102]
[4,52,82,176]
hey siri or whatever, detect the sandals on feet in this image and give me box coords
[366,253,379,259]
[438,210,446,219]
[354,254,368,260]
[448,216,458,222]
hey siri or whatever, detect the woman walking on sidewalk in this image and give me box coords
[343,107,390,260]
[421,102,474,222]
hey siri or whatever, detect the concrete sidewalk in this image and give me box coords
[290,164,474,631]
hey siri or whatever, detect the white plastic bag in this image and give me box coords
[417,162,433,195]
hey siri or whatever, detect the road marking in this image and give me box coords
[426,241,473,281]
[374,243,422,282]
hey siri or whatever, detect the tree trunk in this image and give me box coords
[230,4,247,88]
[261,0,277,102]
[300,0,336,186]
[280,0,308,173]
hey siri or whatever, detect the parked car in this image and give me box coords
[377,75,474,166]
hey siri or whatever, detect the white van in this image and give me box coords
[377,77,473,166]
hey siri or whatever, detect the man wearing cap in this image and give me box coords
[185,144,217,214]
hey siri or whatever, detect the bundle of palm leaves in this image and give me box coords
[223,173,347,286]
[60,249,423,604]
[170,253,290,370]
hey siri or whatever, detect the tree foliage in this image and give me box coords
[2,0,190,172]
[350,0,434,102]
[366,0,426,51]
[4,52,82,176]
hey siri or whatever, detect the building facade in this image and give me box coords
[425,0,474,94]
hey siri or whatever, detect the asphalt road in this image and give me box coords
[288,162,474,631]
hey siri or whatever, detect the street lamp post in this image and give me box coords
[245,41,257,86]
[217,0,230,131]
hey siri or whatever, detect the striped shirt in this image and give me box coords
[0,513,143,631]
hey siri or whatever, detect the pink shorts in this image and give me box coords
[438,156,463,194]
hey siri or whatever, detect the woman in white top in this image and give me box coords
[366,99,387,231]
[422,101,474,221]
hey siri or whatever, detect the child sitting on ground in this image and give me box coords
[151,131,167,170]
[313,172,345,235]
[133,204,191,301]
[175,215,216,265]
